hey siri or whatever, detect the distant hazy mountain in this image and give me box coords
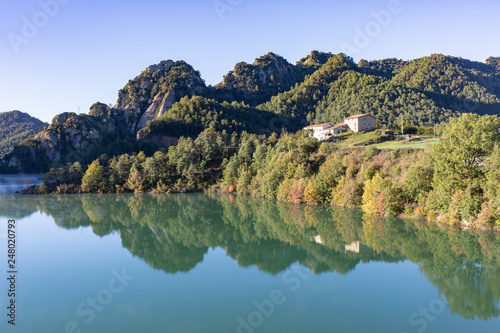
[0,111,47,159]
[3,52,500,173]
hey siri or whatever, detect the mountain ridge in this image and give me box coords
[0,111,48,159]
[2,51,500,173]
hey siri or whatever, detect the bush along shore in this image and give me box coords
[31,113,500,230]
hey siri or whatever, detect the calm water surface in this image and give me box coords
[0,193,499,333]
[0,174,43,194]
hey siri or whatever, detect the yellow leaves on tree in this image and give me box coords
[362,173,391,216]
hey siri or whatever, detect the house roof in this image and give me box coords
[345,114,375,120]
[303,123,332,129]
[330,123,349,130]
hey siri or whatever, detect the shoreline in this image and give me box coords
[11,188,500,234]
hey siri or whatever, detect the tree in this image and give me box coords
[81,160,105,193]
[289,178,305,203]
[332,175,361,208]
[484,144,500,202]
[142,157,158,189]
[126,164,145,193]
[403,163,433,205]
[236,166,252,195]
[362,172,401,217]
[304,178,321,204]
[68,162,83,184]
[431,113,500,211]
[315,156,344,203]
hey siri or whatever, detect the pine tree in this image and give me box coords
[126,165,145,193]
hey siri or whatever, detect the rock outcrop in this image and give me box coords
[0,110,48,159]
[1,60,207,173]
[116,60,206,135]
[214,52,313,106]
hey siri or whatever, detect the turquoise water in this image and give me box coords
[0,193,499,333]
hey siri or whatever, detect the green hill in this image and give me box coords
[3,52,500,173]
[260,53,500,128]
[211,51,330,106]
[0,111,47,159]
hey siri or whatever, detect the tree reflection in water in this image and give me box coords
[1,193,499,320]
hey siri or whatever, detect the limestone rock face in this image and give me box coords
[115,59,205,135]
[116,60,175,111]
[1,59,207,173]
[157,90,176,118]
[7,156,19,168]
[136,89,177,138]
[1,111,115,173]
[52,112,76,125]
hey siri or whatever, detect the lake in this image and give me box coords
[0,193,499,333]
[0,174,43,195]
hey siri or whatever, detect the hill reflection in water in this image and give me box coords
[1,193,499,321]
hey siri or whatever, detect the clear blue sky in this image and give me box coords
[0,0,499,123]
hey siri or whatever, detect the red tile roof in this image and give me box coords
[345,114,375,120]
[331,123,349,129]
[303,123,333,129]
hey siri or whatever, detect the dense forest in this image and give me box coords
[35,113,500,229]
[3,52,500,173]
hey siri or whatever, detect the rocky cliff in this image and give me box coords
[1,60,207,173]
[116,60,206,136]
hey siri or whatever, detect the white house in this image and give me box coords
[329,123,350,134]
[344,114,376,133]
[303,123,349,141]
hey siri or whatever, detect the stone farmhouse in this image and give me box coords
[303,114,376,141]
[344,114,376,133]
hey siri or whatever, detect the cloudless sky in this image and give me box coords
[0,0,499,122]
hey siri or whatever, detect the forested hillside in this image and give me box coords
[0,111,47,159]
[3,51,500,173]
[260,53,500,128]
[137,96,291,140]
[35,113,500,230]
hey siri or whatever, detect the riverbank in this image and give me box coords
[14,113,500,232]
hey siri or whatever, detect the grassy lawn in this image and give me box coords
[371,136,439,149]
[335,131,385,147]
[333,131,439,149]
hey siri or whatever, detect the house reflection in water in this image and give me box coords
[313,235,360,254]
[313,235,323,245]
[345,241,360,253]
